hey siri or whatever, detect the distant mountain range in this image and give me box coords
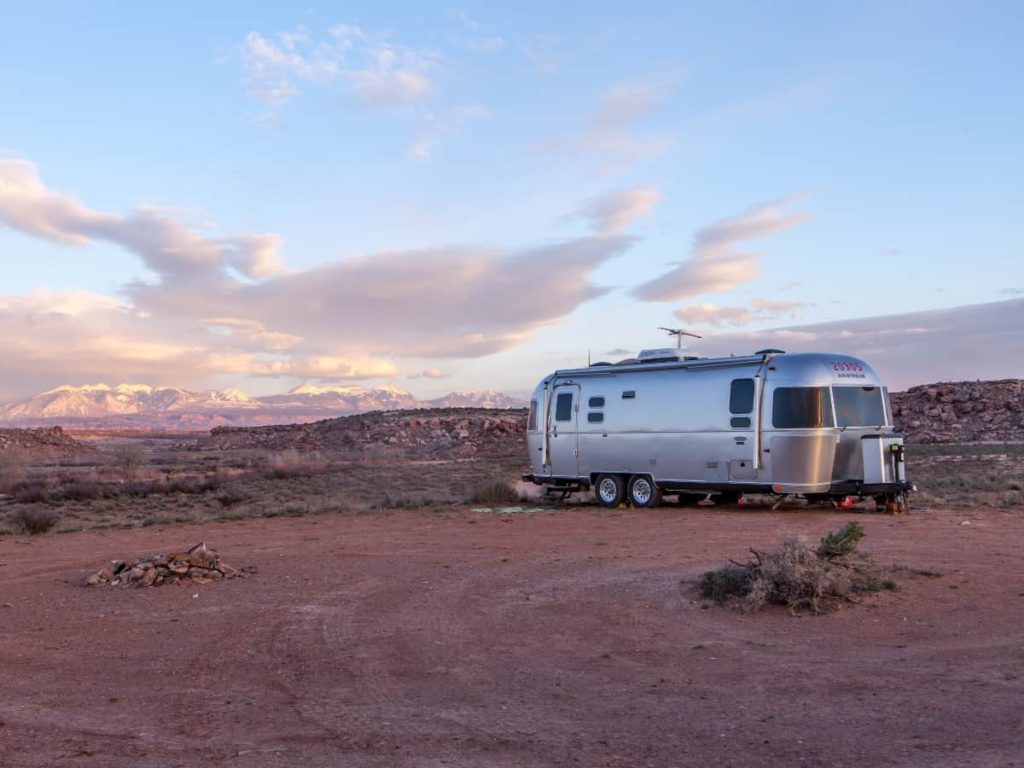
[0,383,525,430]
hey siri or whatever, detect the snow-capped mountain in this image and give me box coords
[259,383,420,413]
[0,382,525,430]
[427,390,526,409]
[0,384,258,420]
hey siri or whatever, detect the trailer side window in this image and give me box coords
[772,387,835,429]
[730,379,755,414]
[555,392,574,422]
[528,400,538,431]
[588,396,605,408]
[587,412,604,423]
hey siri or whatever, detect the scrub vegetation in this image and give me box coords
[699,522,898,614]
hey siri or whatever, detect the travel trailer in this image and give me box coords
[523,349,913,513]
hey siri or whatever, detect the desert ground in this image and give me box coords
[1,437,1023,767]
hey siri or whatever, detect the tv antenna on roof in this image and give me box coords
[658,327,702,349]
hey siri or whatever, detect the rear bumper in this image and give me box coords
[828,479,916,497]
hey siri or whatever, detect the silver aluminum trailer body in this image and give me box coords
[524,351,912,509]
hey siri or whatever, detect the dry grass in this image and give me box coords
[907,444,1024,508]
[469,479,520,504]
[11,507,59,535]
[0,446,528,536]
[0,448,29,492]
[699,522,896,614]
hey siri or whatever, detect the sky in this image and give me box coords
[0,0,1021,401]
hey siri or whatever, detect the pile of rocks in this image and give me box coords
[0,426,94,458]
[86,542,250,587]
[892,379,1024,443]
[209,407,528,459]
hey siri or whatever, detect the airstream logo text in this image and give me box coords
[832,361,867,379]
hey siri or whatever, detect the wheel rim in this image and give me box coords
[632,478,652,505]
[598,478,618,503]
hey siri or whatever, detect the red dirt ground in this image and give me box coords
[1,505,1022,768]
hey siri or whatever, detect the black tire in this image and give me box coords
[627,475,662,508]
[594,474,625,508]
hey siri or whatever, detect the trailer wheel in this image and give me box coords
[627,475,662,508]
[595,474,625,508]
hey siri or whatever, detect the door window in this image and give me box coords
[555,392,574,422]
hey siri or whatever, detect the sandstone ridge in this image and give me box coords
[0,426,95,458]
[209,407,529,458]
[891,379,1024,443]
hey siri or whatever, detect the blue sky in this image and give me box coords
[0,1,1021,399]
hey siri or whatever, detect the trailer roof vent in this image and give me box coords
[636,348,698,364]
[755,348,786,355]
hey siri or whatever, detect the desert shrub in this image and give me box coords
[110,444,147,479]
[816,521,865,559]
[11,479,50,504]
[119,480,166,498]
[469,479,519,504]
[698,564,751,603]
[11,508,59,535]
[58,480,113,502]
[197,475,224,493]
[164,477,200,494]
[0,448,29,492]
[216,487,250,507]
[699,522,893,614]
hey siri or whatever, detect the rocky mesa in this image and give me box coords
[0,426,95,458]
[209,408,529,459]
[891,380,1024,443]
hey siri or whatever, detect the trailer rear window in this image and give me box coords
[833,386,887,427]
[772,387,835,429]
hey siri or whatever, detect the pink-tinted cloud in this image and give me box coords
[633,198,810,301]
[0,158,634,396]
[573,188,661,234]
[674,298,809,327]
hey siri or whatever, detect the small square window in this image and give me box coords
[622,390,636,399]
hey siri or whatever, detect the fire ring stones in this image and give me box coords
[85,542,252,587]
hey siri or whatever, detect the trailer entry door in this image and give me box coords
[727,378,757,480]
[547,384,580,478]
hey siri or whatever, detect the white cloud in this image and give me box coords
[633,198,811,301]
[408,104,489,160]
[535,81,674,170]
[241,24,439,109]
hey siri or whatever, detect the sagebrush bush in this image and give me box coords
[110,444,147,479]
[469,479,519,504]
[216,487,250,507]
[699,522,893,614]
[12,480,50,504]
[12,508,59,535]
